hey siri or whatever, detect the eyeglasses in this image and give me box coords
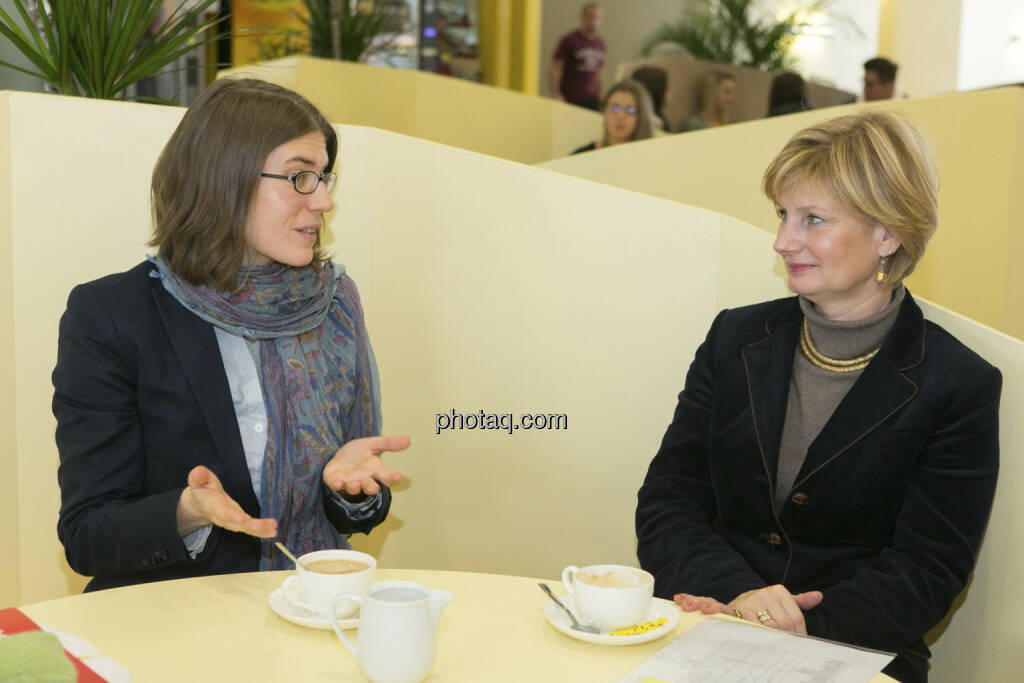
[260,170,337,194]
[606,105,637,115]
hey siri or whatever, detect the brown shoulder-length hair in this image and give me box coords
[150,77,337,291]
[600,79,655,146]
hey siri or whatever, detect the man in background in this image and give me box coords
[548,3,605,110]
[863,57,898,101]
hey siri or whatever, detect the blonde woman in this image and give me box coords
[683,70,736,131]
[637,111,999,682]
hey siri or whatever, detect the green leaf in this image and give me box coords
[8,0,50,62]
[0,6,55,79]
[0,56,46,80]
[641,0,842,71]
[0,0,221,101]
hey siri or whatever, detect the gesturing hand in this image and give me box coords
[322,435,411,497]
[177,465,278,538]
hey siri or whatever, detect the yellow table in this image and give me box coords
[21,569,895,682]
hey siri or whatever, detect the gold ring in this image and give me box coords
[756,608,772,623]
[733,608,743,618]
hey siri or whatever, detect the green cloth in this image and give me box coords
[0,631,76,683]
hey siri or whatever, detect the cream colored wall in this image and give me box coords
[338,126,791,578]
[0,92,187,604]
[3,90,1022,680]
[220,56,603,163]
[538,87,1024,340]
[891,0,962,97]
[0,94,19,608]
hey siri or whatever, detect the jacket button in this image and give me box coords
[791,492,809,506]
[766,532,782,548]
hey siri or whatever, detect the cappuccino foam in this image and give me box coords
[305,558,371,575]
[577,569,646,589]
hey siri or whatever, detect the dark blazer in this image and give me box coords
[53,262,390,592]
[636,292,1000,683]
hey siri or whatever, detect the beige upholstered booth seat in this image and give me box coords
[219,55,603,164]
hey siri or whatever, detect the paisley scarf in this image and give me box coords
[149,256,381,569]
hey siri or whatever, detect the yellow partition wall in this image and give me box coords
[0,92,18,608]
[0,93,188,606]
[538,88,1024,341]
[219,56,602,163]
[916,303,1024,682]
[342,128,785,578]
[1,90,1022,681]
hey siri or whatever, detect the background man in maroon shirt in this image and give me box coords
[548,3,606,110]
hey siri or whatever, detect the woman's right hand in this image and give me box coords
[176,465,278,538]
[675,585,823,635]
[727,585,823,635]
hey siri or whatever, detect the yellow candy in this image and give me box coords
[608,618,668,636]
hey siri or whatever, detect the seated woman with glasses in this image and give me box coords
[571,79,655,154]
[53,78,410,591]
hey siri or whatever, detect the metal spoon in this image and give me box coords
[274,541,308,571]
[538,583,601,634]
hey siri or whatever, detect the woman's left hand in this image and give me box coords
[675,586,823,635]
[674,593,730,615]
[323,435,411,496]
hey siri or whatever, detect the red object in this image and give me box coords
[0,607,108,682]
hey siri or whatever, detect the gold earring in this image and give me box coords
[876,247,896,283]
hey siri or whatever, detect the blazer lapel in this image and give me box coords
[151,284,261,514]
[742,303,802,494]
[793,294,926,489]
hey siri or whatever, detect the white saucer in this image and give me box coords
[543,594,680,646]
[268,580,360,631]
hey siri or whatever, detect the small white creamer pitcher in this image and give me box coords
[331,581,452,683]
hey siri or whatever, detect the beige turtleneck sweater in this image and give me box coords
[773,286,906,512]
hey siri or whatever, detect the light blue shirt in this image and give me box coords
[181,328,381,558]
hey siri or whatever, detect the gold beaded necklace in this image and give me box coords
[799,317,879,372]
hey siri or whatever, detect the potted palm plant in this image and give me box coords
[642,0,836,70]
[0,0,221,102]
[302,0,399,62]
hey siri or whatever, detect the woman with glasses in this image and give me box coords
[571,79,655,154]
[53,78,409,591]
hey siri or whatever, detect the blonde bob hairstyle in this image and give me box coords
[762,109,938,289]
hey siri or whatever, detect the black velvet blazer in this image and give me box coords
[636,291,1000,683]
[53,262,390,592]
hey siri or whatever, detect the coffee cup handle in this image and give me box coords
[282,575,316,614]
[561,566,579,596]
[331,593,363,656]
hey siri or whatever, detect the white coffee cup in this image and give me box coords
[282,549,376,619]
[561,564,654,632]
